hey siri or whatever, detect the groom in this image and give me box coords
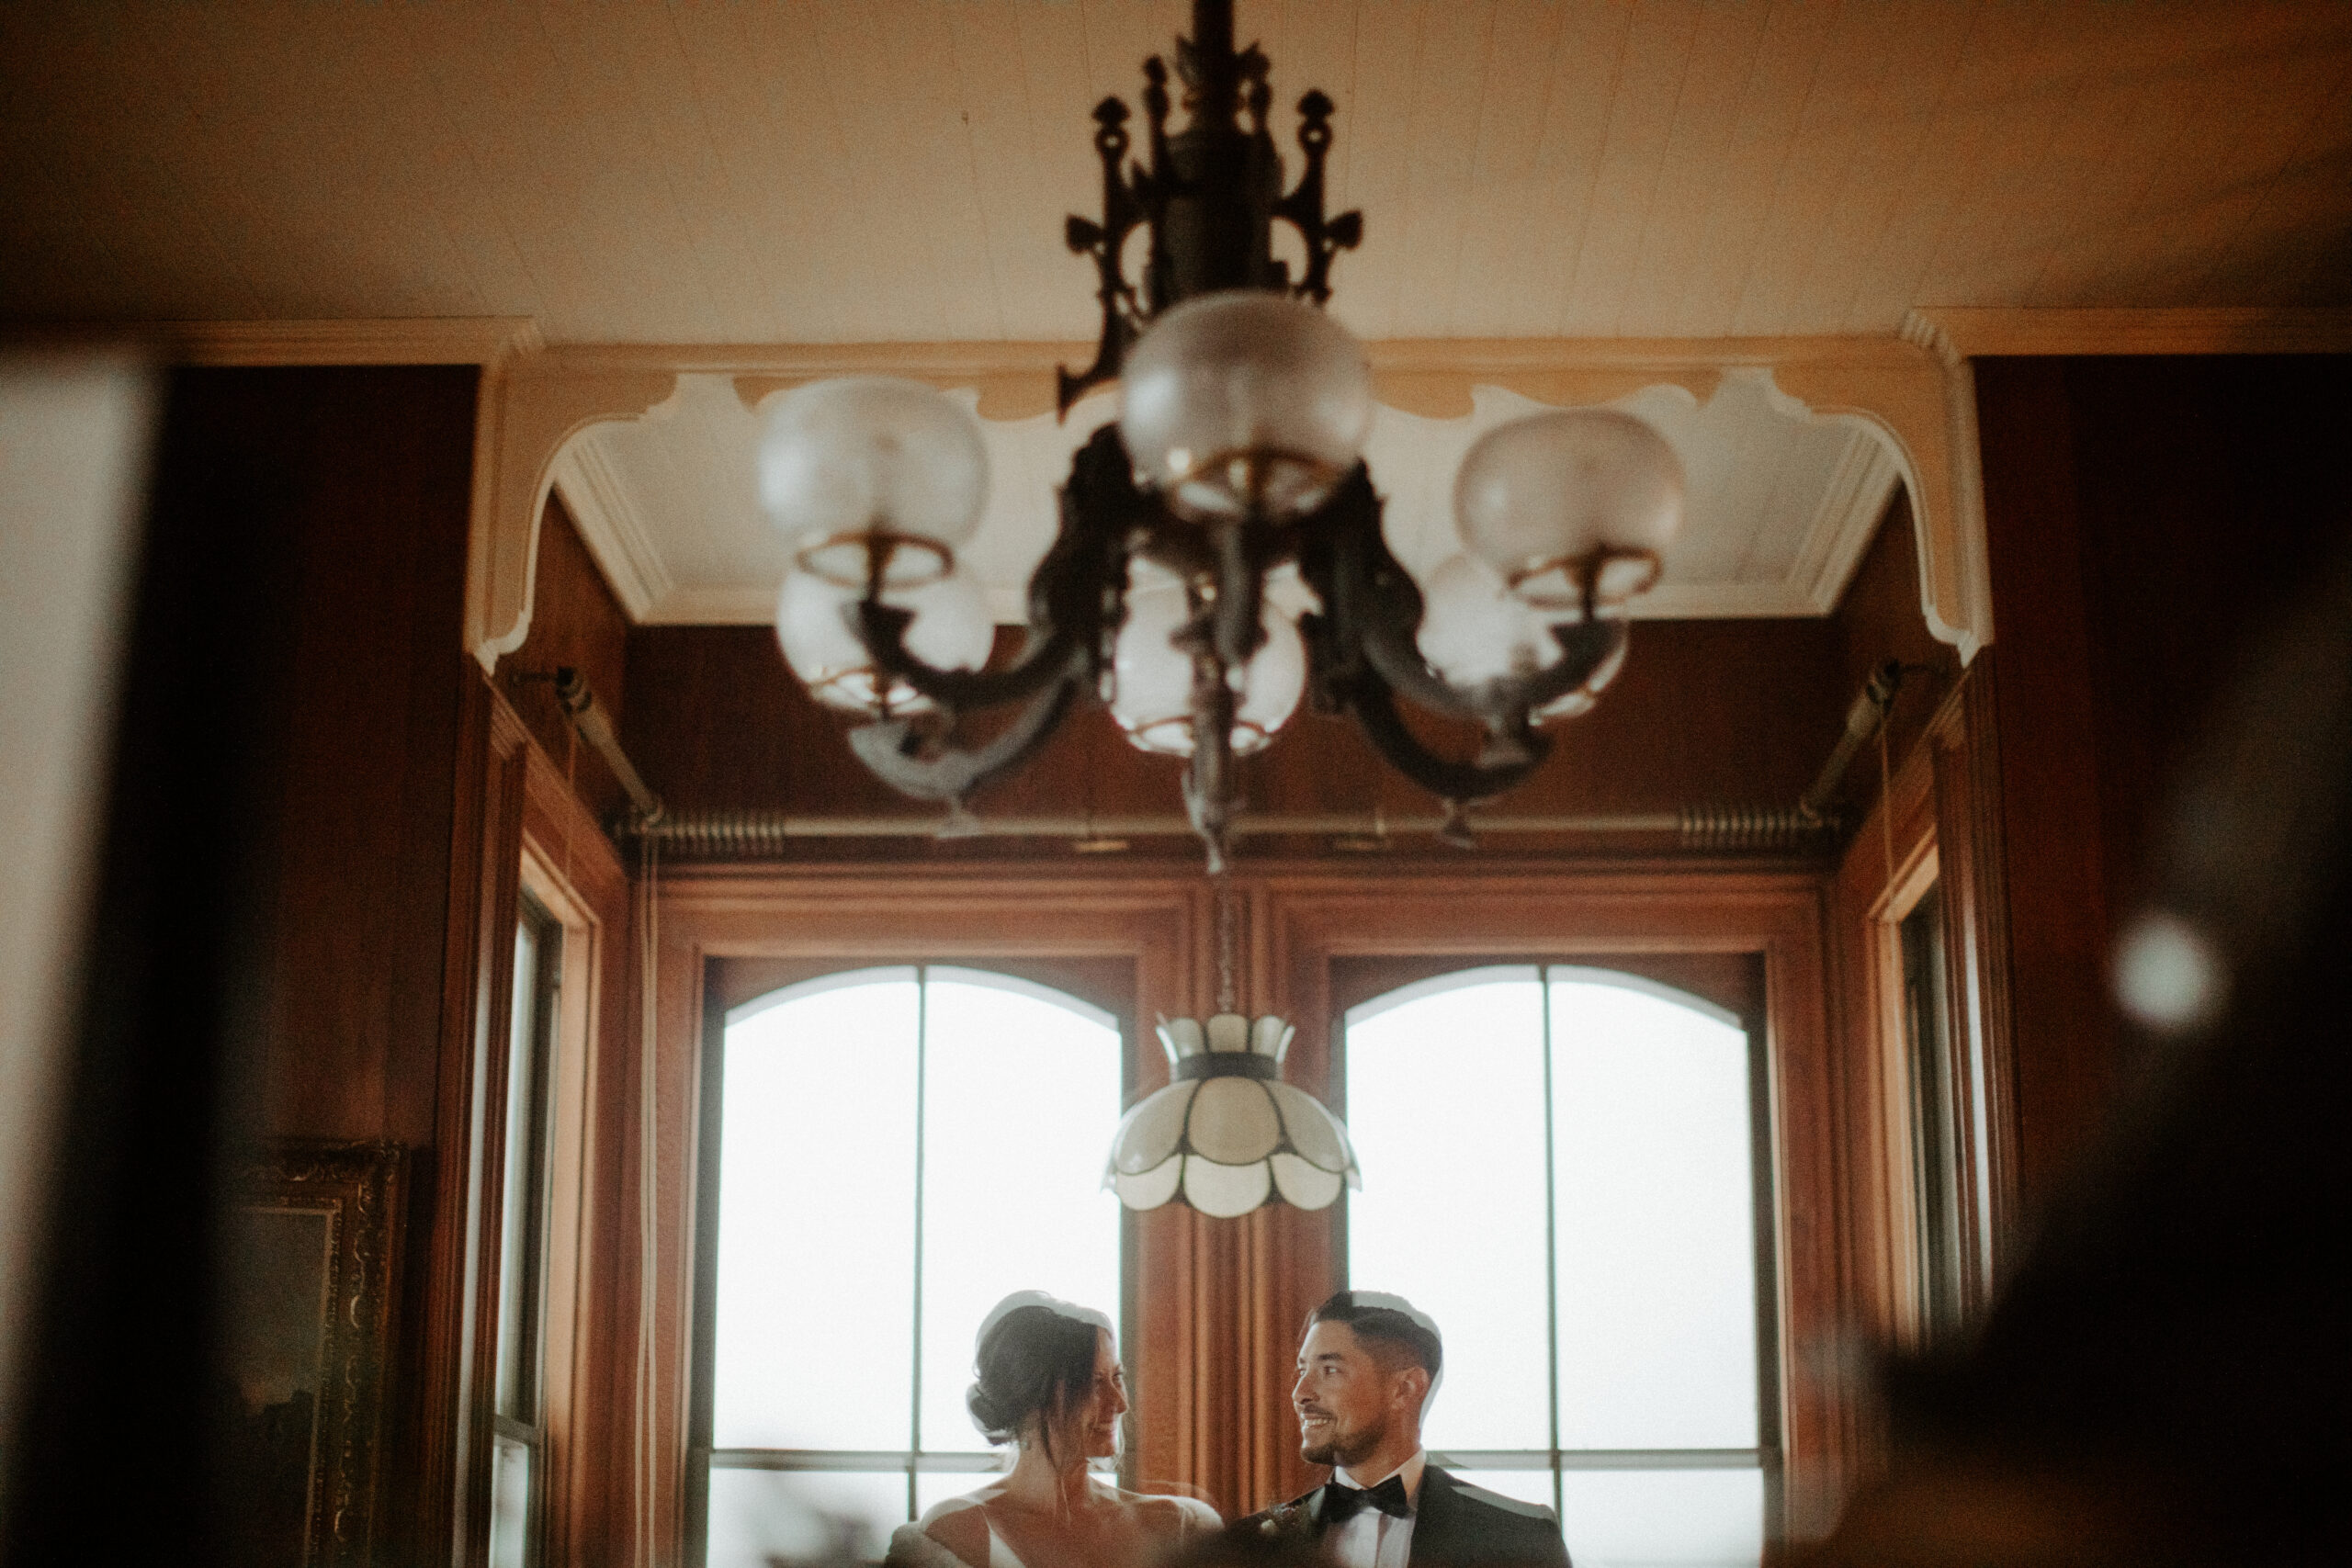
[1240,1292,1571,1568]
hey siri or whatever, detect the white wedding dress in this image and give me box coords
[884,1494,1219,1568]
[884,1518,1028,1568]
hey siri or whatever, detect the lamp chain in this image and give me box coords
[1215,869,1238,1016]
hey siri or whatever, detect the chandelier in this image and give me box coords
[760,0,1686,870]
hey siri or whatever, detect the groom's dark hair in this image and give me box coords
[1307,1291,1442,1381]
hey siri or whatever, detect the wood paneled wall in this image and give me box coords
[1969,354,2352,1207]
[496,494,635,828]
[1824,490,1962,829]
[1,367,481,1566]
[622,616,1854,853]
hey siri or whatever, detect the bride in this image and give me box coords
[888,1292,1219,1568]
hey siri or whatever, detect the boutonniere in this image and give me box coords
[1257,1499,1318,1543]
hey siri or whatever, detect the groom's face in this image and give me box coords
[1293,1321,1414,1467]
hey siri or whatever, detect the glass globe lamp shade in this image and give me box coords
[1108,572,1306,756]
[1453,408,1683,613]
[758,377,989,588]
[774,565,993,716]
[1104,1013,1362,1216]
[1118,291,1374,523]
[1415,552,1563,688]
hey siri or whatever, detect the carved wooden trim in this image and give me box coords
[1903,306,2352,360]
[157,316,542,367]
[468,357,680,671]
[550,433,673,623]
[420,681,532,1568]
[514,732,630,1568]
[469,334,1988,676]
[1927,668,2020,1285]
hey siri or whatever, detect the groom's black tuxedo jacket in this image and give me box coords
[1236,1466,1572,1568]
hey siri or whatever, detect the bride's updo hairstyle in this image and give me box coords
[967,1291,1115,1459]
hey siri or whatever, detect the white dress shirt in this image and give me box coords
[1325,1449,1427,1568]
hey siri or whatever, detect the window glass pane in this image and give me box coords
[486,1433,532,1568]
[918,970,1122,1454]
[494,920,543,1420]
[915,1466,1006,1519]
[1900,887,1967,1338]
[715,972,920,1450]
[1446,1468,1557,1511]
[1550,976,1758,1450]
[1345,970,1550,1450]
[706,1469,910,1568]
[1556,1468,1763,1568]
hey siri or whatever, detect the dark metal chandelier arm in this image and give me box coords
[1359,604,1630,727]
[844,669,1087,805]
[848,422,1145,711]
[1292,469,1491,722]
[1292,472,1632,726]
[849,599,1086,712]
[1328,668,1555,808]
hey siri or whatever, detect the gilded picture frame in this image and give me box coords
[223,1139,406,1568]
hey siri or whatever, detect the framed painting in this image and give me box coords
[222,1139,405,1568]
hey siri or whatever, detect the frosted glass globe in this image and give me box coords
[774,566,993,716]
[1109,570,1307,755]
[758,378,988,585]
[1118,291,1373,523]
[1415,553,1562,688]
[1453,408,1682,610]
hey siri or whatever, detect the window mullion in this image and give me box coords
[1540,966,1563,1521]
[910,964,929,1523]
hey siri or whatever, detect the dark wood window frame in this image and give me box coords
[637,861,1846,1545]
[1326,953,1783,1532]
[684,955,1145,1564]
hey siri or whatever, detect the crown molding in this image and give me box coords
[640,585,777,626]
[1903,307,2352,362]
[467,333,1991,668]
[548,432,672,622]
[153,316,544,367]
[1791,427,1904,615]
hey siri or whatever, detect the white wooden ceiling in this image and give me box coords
[558,371,1895,626]
[5,2,2346,343]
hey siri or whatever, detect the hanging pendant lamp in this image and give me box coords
[1104,877,1360,1217]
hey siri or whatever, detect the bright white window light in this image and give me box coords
[707,967,1122,1566]
[1344,966,1765,1568]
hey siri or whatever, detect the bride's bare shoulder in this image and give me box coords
[1125,1491,1223,1536]
[907,1495,993,1566]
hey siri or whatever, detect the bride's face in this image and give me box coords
[1046,1327,1129,1461]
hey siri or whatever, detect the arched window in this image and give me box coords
[1344,965,1771,1568]
[696,965,1124,1566]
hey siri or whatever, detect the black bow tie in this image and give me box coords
[1323,1474,1411,1524]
